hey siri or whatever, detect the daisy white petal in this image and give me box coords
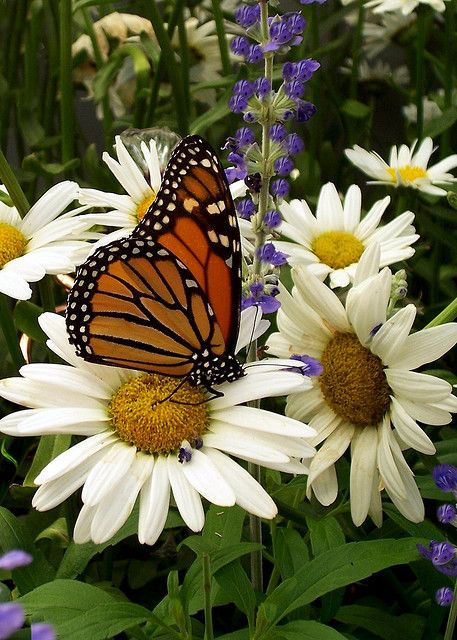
[180,449,236,506]
[396,397,452,426]
[138,456,170,545]
[20,182,79,235]
[371,305,416,364]
[386,369,452,403]
[307,465,338,506]
[390,397,435,454]
[204,448,277,519]
[82,442,137,506]
[73,504,97,544]
[89,453,154,544]
[168,456,205,532]
[213,405,315,438]
[350,428,378,526]
[388,323,457,370]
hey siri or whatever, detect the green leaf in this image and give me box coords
[202,504,246,548]
[55,602,153,640]
[22,154,80,177]
[19,579,116,626]
[307,516,345,557]
[24,435,71,487]
[341,99,371,119]
[267,620,349,640]
[254,539,423,636]
[273,527,309,580]
[423,107,457,138]
[190,92,232,136]
[14,301,46,343]
[334,605,425,640]
[215,561,256,627]
[0,507,55,593]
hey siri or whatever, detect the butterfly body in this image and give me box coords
[66,136,244,390]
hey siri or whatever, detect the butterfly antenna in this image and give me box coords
[157,377,189,404]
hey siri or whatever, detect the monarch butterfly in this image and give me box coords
[66,135,244,390]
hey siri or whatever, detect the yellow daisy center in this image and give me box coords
[0,223,27,268]
[387,165,427,184]
[319,332,391,426]
[311,231,365,269]
[108,373,208,454]
[136,193,156,223]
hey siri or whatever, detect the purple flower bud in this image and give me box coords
[286,13,307,36]
[257,243,288,266]
[271,178,289,198]
[0,550,33,570]
[235,4,260,28]
[193,436,203,450]
[300,0,327,4]
[247,44,263,64]
[255,77,271,99]
[269,123,288,142]
[437,504,457,524]
[290,354,324,376]
[433,464,457,495]
[296,99,317,122]
[226,166,247,183]
[245,172,262,193]
[231,36,250,57]
[236,198,256,220]
[284,80,305,99]
[282,109,295,121]
[31,623,56,640]
[264,209,281,228]
[223,136,238,152]
[285,133,305,155]
[436,587,454,607]
[235,127,255,147]
[227,151,244,165]
[229,94,249,114]
[243,111,256,123]
[233,80,256,98]
[431,541,455,566]
[282,62,297,82]
[249,281,264,296]
[0,603,25,639]
[274,156,294,176]
[295,58,321,82]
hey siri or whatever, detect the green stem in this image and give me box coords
[203,553,214,640]
[425,296,457,328]
[0,294,26,371]
[211,0,231,77]
[38,277,56,313]
[441,0,455,156]
[59,0,75,167]
[145,0,188,134]
[0,148,30,217]
[81,7,113,150]
[444,580,457,640]
[415,7,429,142]
[349,0,364,101]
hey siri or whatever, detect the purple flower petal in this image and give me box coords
[0,603,25,640]
[0,550,33,570]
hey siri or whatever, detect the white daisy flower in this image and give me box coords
[403,97,443,125]
[273,182,418,289]
[0,182,94,300]
[363,12,416,60]
[0,311,316,546]
[266,257,457,526]
[78,135,247,242]
[366,0,449,15]
[345,137,457,196]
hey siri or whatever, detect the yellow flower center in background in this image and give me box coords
[109,374,208,454]
[319,332,391,426]
[387,165,427,184]
[136,193,156,222]
[312,231,364,269]
[0,223,27,268]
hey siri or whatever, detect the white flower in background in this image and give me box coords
[0,182,94,300]
[0,311,316,546]
[403,97,443,125]
[363,12,416,59]
[345,137,457,196]
[266,249,457,526]
[273,182,418,289]
[78,135,247,242]
[341,59,410,86]
[366,0,449,15]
